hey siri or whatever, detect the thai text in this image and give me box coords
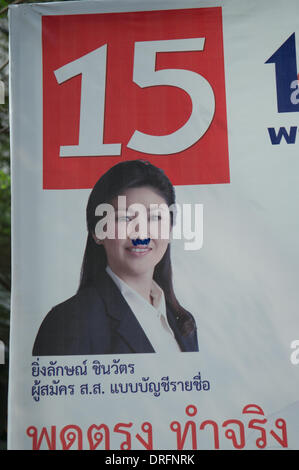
[26,403,288,450]
[31,358,210,402]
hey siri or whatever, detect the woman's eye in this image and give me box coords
[117,215,132,222]
[150,214,161,221]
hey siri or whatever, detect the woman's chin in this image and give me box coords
[120,259,156,279]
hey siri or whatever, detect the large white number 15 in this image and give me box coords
[54,38,215,157]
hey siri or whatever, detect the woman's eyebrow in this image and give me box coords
[115,208,133,212]
[149,206,169,213]
[115,209,136,216]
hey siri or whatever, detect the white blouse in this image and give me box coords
[106,266,181,353]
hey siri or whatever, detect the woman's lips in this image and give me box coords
[126,246,152,256]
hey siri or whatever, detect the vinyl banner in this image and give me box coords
[8,0,299,450]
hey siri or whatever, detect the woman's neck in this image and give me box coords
[110,267,154,304]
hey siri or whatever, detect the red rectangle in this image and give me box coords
[42,7,229,189]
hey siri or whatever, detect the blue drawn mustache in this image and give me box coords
[132,238,151,246]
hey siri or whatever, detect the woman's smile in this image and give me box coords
[126,245,153,256]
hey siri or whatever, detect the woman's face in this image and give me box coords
[97,186,171,280]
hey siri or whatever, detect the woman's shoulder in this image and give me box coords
[50,285,104,317]
[32,285,109,356]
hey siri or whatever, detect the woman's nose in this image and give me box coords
[127,213,149,240]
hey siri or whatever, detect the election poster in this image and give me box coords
[7,0,299,450]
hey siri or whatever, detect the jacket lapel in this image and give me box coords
[96,271,198,353]
[96,271,155,353]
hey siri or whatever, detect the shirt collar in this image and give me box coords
[105,265,165,314]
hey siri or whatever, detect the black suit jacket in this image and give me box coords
[32,271,198,356]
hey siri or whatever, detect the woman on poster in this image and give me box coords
[32,160,198,355]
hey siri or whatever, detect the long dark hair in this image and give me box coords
[78,160,195,336]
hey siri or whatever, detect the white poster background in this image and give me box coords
[8,0,299,449]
